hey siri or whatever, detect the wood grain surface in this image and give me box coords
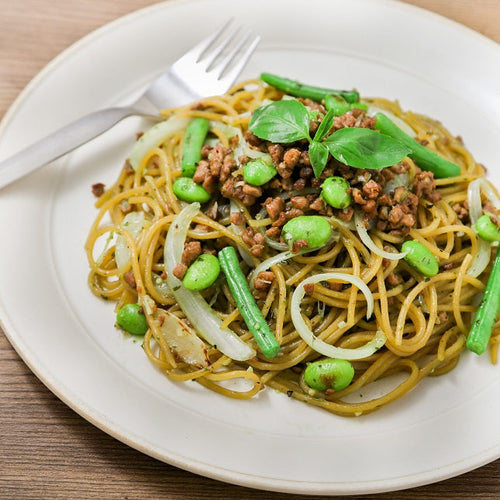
[0,1,499,498]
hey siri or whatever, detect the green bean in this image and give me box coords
[475,214,500,242]
[323,94,367,116]
[116,303,148,335]
[282,216,332,252]
[321,176,352,209]
[304,358,355,392]
[260,73,360,104]
[181,117,210,177]
[243,159,277,186]
[218,246,280,358]
[173,177,211,203]
[375,113,461,178]
[402,240,439,277]
[467,250,500,355]
[182,254,220,291]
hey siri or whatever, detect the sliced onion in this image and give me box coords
[467,239,492,278]
[249,247,318,289]
[164,202,255,361]
[354,211,407,261]
[155,309,209,369]
[467,178,500,277]
[291,273,386,360]
[383,172,410,194]
[129,116,191,169]
[468,178,500,225]
[115,211,145,269]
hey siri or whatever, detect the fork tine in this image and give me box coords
[218,34,261,83]
[181,18,235,64]
[196,18,235,62]
[148,19,260,105]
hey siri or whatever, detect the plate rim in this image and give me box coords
[0,0,499,494]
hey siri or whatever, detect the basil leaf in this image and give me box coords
[324,127,411,170]
[313,108,336,143]
[248,100,311,143]
[309,142,329,178]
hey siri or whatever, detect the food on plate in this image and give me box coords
[86,73,500,416]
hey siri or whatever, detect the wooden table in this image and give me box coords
[0,1,498,497]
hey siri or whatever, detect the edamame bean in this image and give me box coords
[182,254,221,291]
[243,159,277,186]
[173,177,211,203]
[402,240,439,277]
[116,303,148,335]
[321,176,352,209]
[475,214,500,242]
[304,358,355,392]
[282,215,331,252]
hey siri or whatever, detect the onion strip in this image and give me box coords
[467,178,500,277]
[115,211,145,269]
[291,272,386,360]
[354,211,407,260]
[129,116,191,170]
[249,247,318,289]
[164,202,255,361]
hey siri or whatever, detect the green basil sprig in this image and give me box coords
[248,99,411,177]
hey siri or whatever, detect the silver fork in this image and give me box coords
[0,20,260,190]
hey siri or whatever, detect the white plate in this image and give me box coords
[0,0,499,495]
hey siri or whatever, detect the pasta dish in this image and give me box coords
[86,74,500,416]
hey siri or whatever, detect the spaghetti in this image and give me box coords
[86,76,500,416]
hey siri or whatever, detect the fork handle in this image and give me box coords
[0,107,138,190]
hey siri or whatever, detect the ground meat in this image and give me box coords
[193,161,210,183]
[264,196,285,220]
[173,263,188,280]
[240,227,265,253]
[193,144,239,194]
[412,170,442,203]
[338,206,354,222]
[452,201,469,222]
[253,271,275,291]
[304,283,315,296]
[386,272,403,287]
[123,270,136,289]
[292,177,307,192]
[292,239,309,253]
[181,241,202,267]
[91,182,105,197]
[309,196,325,212]
[276,162,294,179]
[250,244,265,257]
[244,130,265,150]
[201,144,212,158]
[265,226,282,239]
[282,148,301,169]
[202,175,218,194]
[437,311,449,324]
[230,212,246,226]
[271,211,288,228]
[298,98,326,114]
[362,179,382,199]
[291,196,309,210]
[332,113,357,130]
[483,200,500,225]
[268,143,284,166]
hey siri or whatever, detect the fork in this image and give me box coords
[0,20,260,190]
